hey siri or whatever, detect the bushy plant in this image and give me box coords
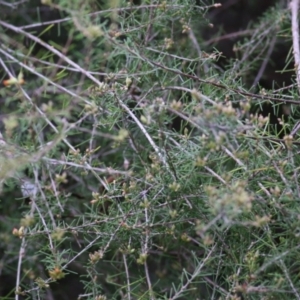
[1,0,300,299]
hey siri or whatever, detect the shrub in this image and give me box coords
[1,1,300,299]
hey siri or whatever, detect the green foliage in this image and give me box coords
[1,0,300,299]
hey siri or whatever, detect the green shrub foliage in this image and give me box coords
[0,0,300,299]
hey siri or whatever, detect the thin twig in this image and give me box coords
[290,0,300,93]
[169,244,217,300]
[15,237,26,300]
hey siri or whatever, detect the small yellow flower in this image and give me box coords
[48,267,65,280]
[3,71,25,87]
